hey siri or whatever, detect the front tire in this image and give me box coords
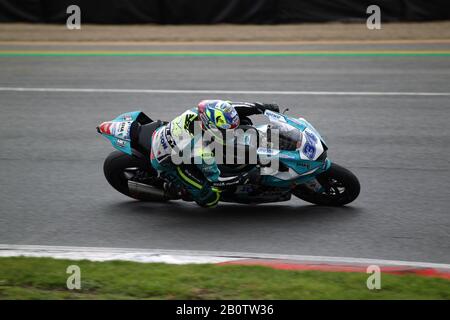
[293,163,360,206]
[103,151,166,201]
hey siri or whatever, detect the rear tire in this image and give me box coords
[293,163,360,206]
[103,151,166,201]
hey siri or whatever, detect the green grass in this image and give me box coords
[0,257,448,299]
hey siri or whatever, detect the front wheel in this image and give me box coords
[293,163,360,206]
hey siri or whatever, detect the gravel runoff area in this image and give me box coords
[0,21,449,42]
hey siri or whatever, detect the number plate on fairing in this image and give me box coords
[298,128,324,161]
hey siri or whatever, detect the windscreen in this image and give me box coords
[269,121,302,151]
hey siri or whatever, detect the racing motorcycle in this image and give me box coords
[97,105,360,206]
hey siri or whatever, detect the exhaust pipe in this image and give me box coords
[128,181,171,201]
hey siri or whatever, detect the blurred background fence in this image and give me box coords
[0,0,448,24]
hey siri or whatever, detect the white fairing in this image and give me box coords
[261,112,325,162]
[254,113,325,180]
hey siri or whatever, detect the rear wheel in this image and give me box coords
[293,163,360,206]
[103,151,167,201]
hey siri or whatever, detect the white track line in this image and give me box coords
[1,244,449,270]
[0,87,449,96]
[0,244,242,264]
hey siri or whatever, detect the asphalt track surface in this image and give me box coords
[0,42,449,264]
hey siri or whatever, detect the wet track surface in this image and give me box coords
[0,43,449,263]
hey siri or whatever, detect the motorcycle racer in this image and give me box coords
[150,100,277,207]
